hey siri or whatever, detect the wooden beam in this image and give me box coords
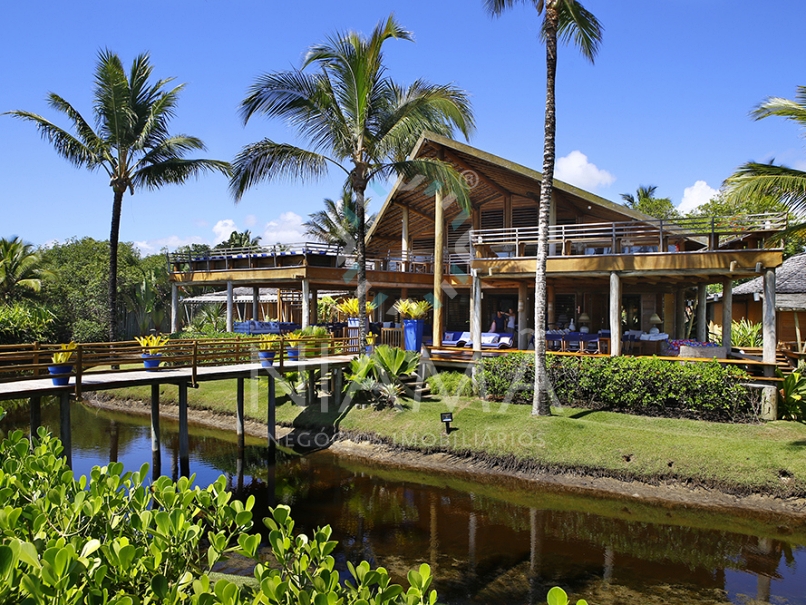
[443,149,511,197]
[395,202,434,223]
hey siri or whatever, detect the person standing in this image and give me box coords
[506,308,516,334]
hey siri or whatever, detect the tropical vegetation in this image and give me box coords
[620,185,681,220]
[304,185,376,246]
[0,236,51,301]
[229,15,475,350]
[484,0,603,417]
[393,299,432,320]
[214,230,262,250]
[6,50,230,341]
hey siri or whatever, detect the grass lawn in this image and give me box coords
[106,378,806,498]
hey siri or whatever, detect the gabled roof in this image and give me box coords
[733,252,806,295]
[366,132,655,253]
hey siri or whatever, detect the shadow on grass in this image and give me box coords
[787,439,806,449]
[567,409,599,420]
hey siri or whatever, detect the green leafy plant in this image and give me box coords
[427,371,474,397]
[258,333,282,351]
[708,318,763,348]
[547,586,588,605]
[393,299,432,320]
[135,333,169,354]
[779,369,806,420]
[372,345,420,380]
[51,341,77,364]
[335,297,377,318]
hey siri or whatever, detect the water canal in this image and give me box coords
[1,400,804,605]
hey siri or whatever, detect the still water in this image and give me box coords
[2,400,805,605]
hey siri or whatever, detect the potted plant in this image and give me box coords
[258,334,281,367]
[135,334,169,370]
[394,299,432,352]
[335,297,377,327]
[48,342,77,385]
[285,329,303,361]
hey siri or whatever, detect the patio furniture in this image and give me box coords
[442,331,470,347]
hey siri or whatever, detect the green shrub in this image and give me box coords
[477,353,757,422]
[779,369,806,420]
[0,301,56,344]
[426,371,475,397]
[346,346,421,408]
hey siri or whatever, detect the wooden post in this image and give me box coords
[675,288,686,340]
[60,392,71,469]
[518,281,529,350]
[178,381,189,477]
[151,384,161,475]
[301,279,310,329]
[722,278,733,354]
[267,373,276,451]
[609,272,622,356]
[470,270,482,359]
[277,289,284,322]
[226,281,234,333]
[236,377,245,447]
[503,193,512,229]
[762,268,778,420]
[310,287,318,325]
[697,284,708,342]
[401,206,410,272]
[432,187,445,348]
[252,286,260,321]
[29,396,41,440]
[171,283,179,333]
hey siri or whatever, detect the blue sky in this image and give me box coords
[2,0,805,254]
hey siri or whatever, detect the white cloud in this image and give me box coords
[244,214,258,227]
[678,180,719,213]
[263,212,306,244]
[212,219,237,243]
[555,150,615,191]
[133,235,207,254]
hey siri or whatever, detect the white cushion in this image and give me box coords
[481,334,499,344]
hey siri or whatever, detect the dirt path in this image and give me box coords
[84,393,806,519]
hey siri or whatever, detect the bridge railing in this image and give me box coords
[0,335,360,397]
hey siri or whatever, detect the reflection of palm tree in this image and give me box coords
[230,15,474,349]
[6,51,230,340]
[485,0,602,415]
[304,185,376,246]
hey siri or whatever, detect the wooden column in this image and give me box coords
[401,206,410,272]
[178,381,189,477]
[30,396,41,440]
[252,286,260,321]
[518,281,529,350]
[277,289,284,322]
[762,268,778,420]
[226,281,234,333]
[151,384,160,477]
[503,193,512,229]
[697,284,708,342]
[722,279,733,353]
[609,272,622,356]
[675,288,686,339]
[470,270,482,358]
[310,287,318,325]
[432,187,445,347]
[60,392,71,469]
[301,279,310,329]
[171,283,179,333]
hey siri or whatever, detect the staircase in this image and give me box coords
[400,373,431,400]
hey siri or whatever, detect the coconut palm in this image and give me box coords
[621,185,680,220]
[6,50,230,341]
[215,230,262,250]
[0,236,52,301]
[724,86,806,231]
[230,15,475,348]
[485,0,602,416]
[304,185,376,246]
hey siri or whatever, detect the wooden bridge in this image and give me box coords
[0,337,356,473]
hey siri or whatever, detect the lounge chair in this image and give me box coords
[442,331,471,347]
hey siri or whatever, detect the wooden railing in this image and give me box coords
[0,335,359,396]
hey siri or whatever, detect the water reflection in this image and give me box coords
[1,399,804,605]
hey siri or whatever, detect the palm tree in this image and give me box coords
[724,86,806,229]
[485,0,602,416]
[6,50,230,341]
[230,15,475,348]
[215,230,262,250]
[303,184,376,246]
[621,185,680,220]
[0,236,51,301]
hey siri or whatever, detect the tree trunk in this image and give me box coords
[108,189,124,342]
[354,182,369,350]
[533,5,559,416]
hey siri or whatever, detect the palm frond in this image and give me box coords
[379,158,471,214]
[133,158,231,190]
[752,87,806,126]
[552,0,603,62]
[723,162,806,216]
[4,110,101,169]
[94,49,136,145]
[229,140,334,200]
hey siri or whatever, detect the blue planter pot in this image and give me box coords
[141,353,162,371]
[48,364,72,386]
[287,346,299,361]
[403,319,424,352]
[259,350,275,367]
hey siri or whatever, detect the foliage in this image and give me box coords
[335,297,377,318]
[189,304,227,333]
[135,334,169,354]
[372,345,420,380]
[707,318,763,348]
[778,369,806,420]
[7,50,230,341]
[546,586,588,605]
[51,341,77,364]
[0,421,255,604]
[620,185,681,221]
[426,371,475,397]
[393,299,432,320]
[124,268,169,335]
[259,334,282,351]
[214,230,262,251]
[0,236,52,301]
[0,300,56,344]
[304,184,376,246]
[477,353,757,422]
[317,295,338,323]
[347,346,421,408]
[288,326,331,357]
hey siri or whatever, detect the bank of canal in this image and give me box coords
[1,400,805,605]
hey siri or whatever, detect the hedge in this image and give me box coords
[476,353,758,422]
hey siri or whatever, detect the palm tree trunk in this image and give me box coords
[354,182,369,350]
[533,4,559,416]
[108,189,123,342]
